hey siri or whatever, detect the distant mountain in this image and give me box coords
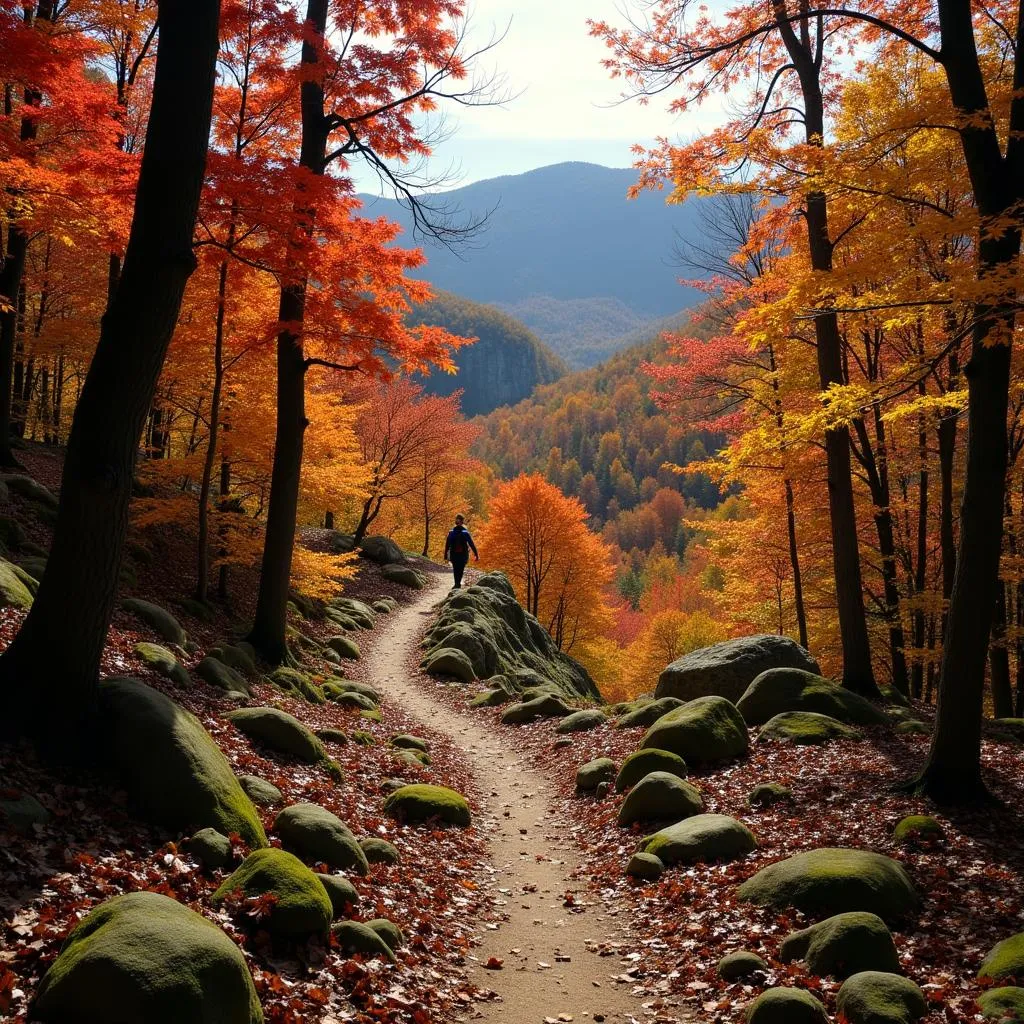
[412,291,566,417]
[359,162,706,361]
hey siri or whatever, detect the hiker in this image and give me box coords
[443,514,479,589]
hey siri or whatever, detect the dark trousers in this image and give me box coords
[451,557,468,588]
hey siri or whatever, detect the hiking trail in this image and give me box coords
[365,575,649,1024]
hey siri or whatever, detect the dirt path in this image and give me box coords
[366,577,646,1024]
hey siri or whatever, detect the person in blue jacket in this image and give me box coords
[443,514,479,589]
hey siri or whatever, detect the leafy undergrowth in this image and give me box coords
[425,676,1024,1023]
[1,466,495,1023]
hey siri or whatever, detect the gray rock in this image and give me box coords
[196,656,250,696]
[2,473,58,508]
[325,634,360,660]
[615,696,685,729]
[122,598,187,646]
[576,758,617,792]
[422,646,476,682]
[617,772,703,826]
[738,668,890,726]
[615,748,688,791]
[626,851,664,880]
[781,912,900,978]
[501,693,571,724]
[359,535,406,564]
[556,709,607,733]
[639,813,757,866]
[656,634,820,702]
[135,642,191,688]
[748,782,794,807]
[382,563,425,589]
[641,695,750,766]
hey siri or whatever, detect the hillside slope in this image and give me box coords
[413,291,566,416]
[360,162,706,362]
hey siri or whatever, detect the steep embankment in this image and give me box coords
[412,290,565,416]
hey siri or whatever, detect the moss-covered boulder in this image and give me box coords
[748,783,794,807]
[977,987,1024,1019]
[718,950,767,981]
[470,688,509,707]
[745,987,829,1024]
[3,473,58,507]
[781,912,900,978]
[0,791,50,832]
[323,678,380,704]
[359,535,406,565]
[122,597,187,646]
[626,851,664,880]
[329,597,376,628]
[208,643,256,675]
[366,918,404,952]
[226,707,325,763]
[615,696,685,729]
[31,892,262,1024]
[332,920,396,961]
[0,515,27,551]
[382,563,425,589]
[336,691,379,713]
[879,685,911,708]
[237,775,282,807]
[738,668,890,727]
[383,784,471,827]
[97,678,265,846]
[0,557,34,609]
[556,709,607,733]
[391,734,429,753]
[135,642,191,687]
[758,711,862,745]
[214,848,332,942]
[896,720,929,736]
[657,634,821,703]
[196,656,250,696]
[576,757,618,792]
[186,828,233,869]
[501,692,572,724]
[640,695,749,766]
[836,971,927,1024]
[893,815,944,845]
[979,933,1024,983]
[618,772,703,826]
[266,667,324,704]
[638,813,756,866]
[274,803,369,874]
[321,637,357,664]
[615,748,688,791]
[315,873,359,917]
[360,837,400,865]
[422,646,476,682]
[739,848,918,923]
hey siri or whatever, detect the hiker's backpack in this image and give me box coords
[451,529,469,557]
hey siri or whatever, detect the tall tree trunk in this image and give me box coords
[938,349,960,637]
[911,397,929,699]
[0,0,221,750]
[914,0,1022,802]
[990,578,1014,718]
[784,477,809,649]
[217,454,231,601]
[775,10,877,696]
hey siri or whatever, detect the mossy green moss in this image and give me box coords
[718,950,767,981]
[332,920,396,961]
[738,848,918,923]
[556,709,607,734]
[780,912,900,978]
[748,783,794,807]
[196,656,250,696]
[274,803,369,874]
[98,679,265,847]
[134,642,190,687]
[501,693,571,725]
[214,848,332,942]
[757,711,861,745]
[617,772,703,826]
[575,757,618,792]
[979,932,1024,983]
[236,775,282,807]
[422,646,476,682]
[615,697,684,729]
[835,971,926,1024]
[383,784,471,827]
[893,815,944,845]
[641,696,749,766]
[625,851,664,880]
[737,668,889,727]
[366,919,404,952]
[121,597,186,646]
[226,707,325,763]
[745,987,828,1023]
[315,873,359,918]
[34,893,262,1023]
[360,837,400,865]
[977,987,1024,1019]
[639,813,756,866]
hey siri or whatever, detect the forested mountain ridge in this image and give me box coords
[359,162,706,364]
[412,291,566,415]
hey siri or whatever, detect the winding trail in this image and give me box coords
[366,576,646,1024]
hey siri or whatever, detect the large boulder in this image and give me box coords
[979,932,1024,983]
[836,971,927,1024]
[780,912,900,978]
[556,709,607,733]
[121,598,187,646]
[718,950,767,981]
[617,772,703,826]
[422,646,476,682]
[225,707,325,764]
[316,873,360,917]
[383,784,471,827]
[640,695,750,766]
[615,696,685,729]
[738,668,890,727]
[196,656,250,696]
[332,920,396,962]
[424,571,600,701]
[32,892,262,1024]
[329,597,376,628]
[97,679,266,847]
[615,748,688,791]
[626,851,664,880]
[739,848,918,923]
[273,803,369,875]
[758,711,862,745]
[638,813,756,866]
[213,848,332,942]
[325,635,360,661]
[501,693,571,725]
[359,535,406,564]
[576,757,618,792]
[2,473,58,508]
[656,634,820,703]
[0,558,34,609]
[745,988,828,1024]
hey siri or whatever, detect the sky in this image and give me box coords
[355,0,703,193]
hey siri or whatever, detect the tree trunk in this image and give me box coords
[245,0,330,663]
[914,0,1022,802]
[938,349,960,633]
[990,578,1014,718]
[0,0,221,750]
[217,454,231,601]
[911,399,929,699]
[784,478,809,649]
